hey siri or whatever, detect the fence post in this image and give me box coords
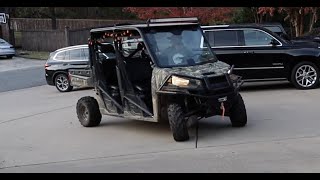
[64,26,69,46]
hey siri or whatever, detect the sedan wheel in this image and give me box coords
[291,61,319,89]
[55,74,73,92]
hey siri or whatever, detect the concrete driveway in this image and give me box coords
[1,83,320,172]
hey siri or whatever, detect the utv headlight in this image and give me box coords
[170,76,202,88]
[172,76,189,87]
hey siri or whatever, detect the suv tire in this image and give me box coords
[291,61,319,89]
[55,73,73,92]
[76,96,102,127]
[229,94,247,127]
[167,103,189,141]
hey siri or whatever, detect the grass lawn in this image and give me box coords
[16,49,50,60]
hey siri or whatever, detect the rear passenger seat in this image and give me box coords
[124,57,153,92]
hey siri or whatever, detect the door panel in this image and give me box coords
[69,68,93,87]
[113,40,153,118]
[205,28,290,80]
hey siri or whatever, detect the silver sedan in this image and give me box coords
[0,38,15,59]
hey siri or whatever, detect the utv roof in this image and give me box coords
[90,17,200,33]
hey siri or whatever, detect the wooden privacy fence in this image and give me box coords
[68,27,91,46]
[17,18,145,51]
[21,27,91,51]
[12,18,144,31]
[21,30,65,51]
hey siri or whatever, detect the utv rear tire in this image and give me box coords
[167,104,189,142]
[229,94,247,127]
[76,96,102,127]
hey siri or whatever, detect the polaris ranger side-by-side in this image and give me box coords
[72,17,247,142]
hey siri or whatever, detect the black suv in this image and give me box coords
[252,23,320,44]
[202,25,320,89]
[45,45,90,92]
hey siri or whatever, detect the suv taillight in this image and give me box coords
[45,63,50,69]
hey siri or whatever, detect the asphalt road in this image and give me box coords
[0,67,46,92]
[0,57,46,92]
[0,83,320,172]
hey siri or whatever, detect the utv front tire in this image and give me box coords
[76,96,102,127]
[229,94,247,127]
[167,104,189,142]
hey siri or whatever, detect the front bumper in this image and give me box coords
[157,73,243,117]
[157,73,242,98]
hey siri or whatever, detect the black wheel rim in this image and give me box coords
[79,104,89,121]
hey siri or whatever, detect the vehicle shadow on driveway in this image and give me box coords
[97,117,178,139]
[239,81,294,92]
[97,115,237,143]
[72,87,94,92]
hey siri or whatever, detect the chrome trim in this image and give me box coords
[55,45,88,52]
[200,28,283,48]
[201,25,229,28]
[234,66,284,70]
[244,78,287,82]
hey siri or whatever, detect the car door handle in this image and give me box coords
[62,63,68,66]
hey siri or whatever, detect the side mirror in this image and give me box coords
[270,39,280,47]
[313,36,320,43]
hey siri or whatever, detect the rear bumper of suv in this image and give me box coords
[45,69,55,86]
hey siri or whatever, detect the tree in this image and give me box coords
[49,7,56,30]
[258,7,319,37]
[123,7,236,25]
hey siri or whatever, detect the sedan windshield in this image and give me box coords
[143,25,217,68]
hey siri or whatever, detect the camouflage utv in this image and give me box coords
[74,17,247,142]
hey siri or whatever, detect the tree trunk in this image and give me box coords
[308,8,318,33]
[251,7,258,23]
[294,11,299,37]
[259,13,263,23]
[49,7,56,30]
[289,22,294,37]
[299,11,304,36]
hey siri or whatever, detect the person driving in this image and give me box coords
[163,34,193,65]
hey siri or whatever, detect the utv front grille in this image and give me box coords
[205,75,231,90]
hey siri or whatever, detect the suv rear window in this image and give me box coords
[205,30,240,47]
[55,51,66,60]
